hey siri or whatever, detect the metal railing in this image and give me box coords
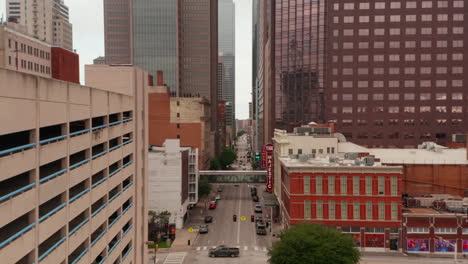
[91,228,107,247]
[92,176,109,189]
[39,203,66,222]
[0,182,36,203]
[108,215,121,229]
[98,256,107,264]
[122,203,133,215]
[39,134,67,145]
[123,224,133,238]
[69,188,90,203]
[123,117,133,122]
[39,168,67,184]
[0,142,36,156]
[108,237,122,254]
[38,236,66,261]
[122,246,132,261]
[92,202,108,217]
[0,222,35,249]
[69,128,90,137]
[92,150,108,160]
[109,191,122,203]
[123,139,133,145]
[123,160,133,168]
[69,217,90,236]
[123,182,133,192]
[91,124,108,131]
[70,247,89,264]
[109,167,122,177]
[69,158,90,170]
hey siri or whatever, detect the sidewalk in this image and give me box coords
[167,228,198,252]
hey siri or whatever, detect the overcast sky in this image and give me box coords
[0,0,252,119]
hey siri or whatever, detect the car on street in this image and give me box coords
[252,195,259,202]
[255,216,263,223]
[255,205,262,213]
[217,188,223,192]
[209,202,216,209]
[204,216,213,223]
[209,245,240,258]
[256,222,267,235]
[215,195,221,200]
[199,225,209,234]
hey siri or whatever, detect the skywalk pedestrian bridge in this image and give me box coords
[198,170,267,183]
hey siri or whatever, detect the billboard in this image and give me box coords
[265,144,274,192]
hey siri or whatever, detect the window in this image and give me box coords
[375,2,385,9]
[316,200,323,219]
[304,200,311,219]
[298,149,302,154]
[344,3,354,10]
[435,228,457,234]
[353,201,360,220]
[329,201,336,219]
[288,149,293,155]
[378,201,385,220]
[406,1,417,8]
[341,176,347,195]
[365,176,372,195]
[316,176,322,194]
[366,201,373,220]
[353,177,360,195]
[378,176,385,195]
[341,201,348,219]
[391,177,397,195]
[391,202,398,220]
[329,176,335,195]
[304,176,310,194]
[407,227,429,233]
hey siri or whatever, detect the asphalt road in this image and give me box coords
[184,183,272,263]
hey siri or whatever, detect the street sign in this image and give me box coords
[241,216,247,221]
[188,227,194,233]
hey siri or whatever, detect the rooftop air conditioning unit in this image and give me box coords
[363,156,375,166]
[299,155,309,162]
[345,152,359,160]
[329,156,339,163]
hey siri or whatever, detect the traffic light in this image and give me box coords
[255,152,261,161]
[251,215,254,222]
[233,215,237,222]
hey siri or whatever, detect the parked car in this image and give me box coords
[215,195,221,200]
[209,203,217,210]
[252,195,259,202]
[217,188,223,192]
[255,216,263,223]
[199,225,209,234]
[209,245,240,258]
[255,205,262,213]
[204,216,213,223]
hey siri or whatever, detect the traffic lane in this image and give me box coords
[184,249,268,264]
[238,184,257,247]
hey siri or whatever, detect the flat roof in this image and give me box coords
[403,207,465,217]
[338,142,468,165]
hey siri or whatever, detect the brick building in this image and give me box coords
[148,85,213,170]
[278,156,403,252]
[402,207,468,254]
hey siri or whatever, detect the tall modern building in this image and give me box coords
[255,0,467,148]
[0,65,149,264]
[6,0,73,51]
[325,0,467,148]
[104,0,133,65]
[218,0,236,140]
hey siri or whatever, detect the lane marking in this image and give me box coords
[236,184,242,244]
[196,247,200,251]
[244,246,248,251]
[254,246,258,251]
[203,246,207,250]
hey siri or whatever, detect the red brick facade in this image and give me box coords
[51,47,79,84]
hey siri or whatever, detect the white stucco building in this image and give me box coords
[148,139,198,229]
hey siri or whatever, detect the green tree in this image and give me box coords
[251,159,259,170]
[209,158,221,170]
[219,147,237,169]
[237,130,247,137]
[198,178,212,197]
[268,224,360,264]
[148,210,171,242]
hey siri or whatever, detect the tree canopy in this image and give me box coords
[237,130,247,137]
[219,148,237,169]
[268,224,360,264]
[198,177,212,197]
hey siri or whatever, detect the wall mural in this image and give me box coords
[407,239,429,252]
[435,240,456,252]
[463,240,468,252]
[365,234,385,248]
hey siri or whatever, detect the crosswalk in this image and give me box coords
[163,252,187,264]
[195,246,268,252]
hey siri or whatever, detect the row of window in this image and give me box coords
[334,14,464,24]
[335,106,464,114]
[303,176,398,196]
[334,1,464,10]
[333,53,464,63]
[333,79,463,89]
[8,39,50,60]
[9,56,51,75]
[339,131,452,141]
[334,27,463,37]
[303,200,399,221]
[407,227,461,234]
[334,40,464,50]
[288,147,335,155]
[333,93,464,101]
[338,120,463,128]
[334,67,464,76]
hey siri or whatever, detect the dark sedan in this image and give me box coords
[204,216,213,223]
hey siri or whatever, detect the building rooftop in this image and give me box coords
[338,142,468,165]
[403,207,466,217]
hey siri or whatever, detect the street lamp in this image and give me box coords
[437,237,458,263]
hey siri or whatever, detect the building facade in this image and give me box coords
[148,140,199,229]
[325,0,467,148]
[279,156,403,251]
[103,0,133,65]
[148,85,213,170]
[0,65,149,264]
[6,0,73,51]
